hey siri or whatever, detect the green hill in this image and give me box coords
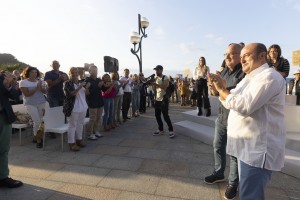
[0,53,32,72]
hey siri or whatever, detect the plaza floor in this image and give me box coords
[1,103,299,200]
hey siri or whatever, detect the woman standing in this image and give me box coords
[102,74,116,131]
[131,74,141,117]
[193,57,211,117]
[63,67,88,151]
[178,77,189,106]
[19,67,47,148]
[267,44,290,78]
[111,72,123,126]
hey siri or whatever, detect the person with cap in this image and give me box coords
[151,65,175,138]
[288,69,300,105]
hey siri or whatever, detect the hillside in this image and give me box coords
[0,53,32,72]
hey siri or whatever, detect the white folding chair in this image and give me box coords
[12,104,29,145]
[43,106,68,152]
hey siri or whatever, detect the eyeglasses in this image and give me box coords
[224,53,239,57]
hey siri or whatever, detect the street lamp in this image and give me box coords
[130,14,149,73]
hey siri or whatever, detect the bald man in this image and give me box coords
[210,43,286,200]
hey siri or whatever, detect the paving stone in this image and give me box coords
[268,171,300,191]
[126,148,170,160]
[119,139,158,148]
[156,176,220,200]
[117,191,181,200]
[8,148,51,165]
[265,187,289,200]
[48,152,102,166]
[46,165,110,186]
[138,159,189,177]
[189,163,216,179]
[53,183,121,200]
[192,143,214,154]
[192,152,214,165]
[88,144,131,156]
[156,141,193,152]
[98,170,160,194]
[168,151,194,163]
[92,155,143,171]
[94,137,124,145]
[48,193,89,200]
[9,160,65,179]
[0,176,65,200]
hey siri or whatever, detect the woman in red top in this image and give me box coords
[102,74,116,131]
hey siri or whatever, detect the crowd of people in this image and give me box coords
[1,42,299,200]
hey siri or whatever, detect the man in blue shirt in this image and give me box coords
[44,60,68,107]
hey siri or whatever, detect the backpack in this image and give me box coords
[162,75,175,98]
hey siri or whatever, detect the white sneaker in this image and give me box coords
[169,131,175,139]
[88,134,98,140]
[95,132,103,138]
[153,130,164,136]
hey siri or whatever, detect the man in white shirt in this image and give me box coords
[119,69,132,122]
[209,43,286,200]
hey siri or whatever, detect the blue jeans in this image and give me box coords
[239,160,272,200]
[132,90,140,114]
[213,118,239,186]
[103,98,114,129]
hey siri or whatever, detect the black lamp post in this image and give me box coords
[130,14,149,73]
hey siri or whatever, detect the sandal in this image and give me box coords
[0,177,23,188]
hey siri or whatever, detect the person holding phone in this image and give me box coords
[63,67,89,151]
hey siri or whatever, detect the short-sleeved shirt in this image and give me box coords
[85,77,104,108]
[72,83,88,113]
[44,70,65,98]
[119,76,132,92]
[155,75,169,101]
[19,79,46,105]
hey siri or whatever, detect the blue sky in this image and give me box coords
[1,0,300,77]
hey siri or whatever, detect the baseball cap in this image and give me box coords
[294,69,300,75]
[153,65,163,70]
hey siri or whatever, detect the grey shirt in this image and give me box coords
[19,80,46,105]
[218,64,245,125]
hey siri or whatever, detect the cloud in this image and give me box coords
[153,26,165,39]
[205,33,225,44]
[205,34,215,39]
[286,0,300,12]
[293,2,300,11]
[179,42,202,54]
[186,25,202,33]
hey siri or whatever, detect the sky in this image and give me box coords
[1,0,300,78]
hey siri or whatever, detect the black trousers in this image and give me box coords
[154,100,173,132]
[139,95,147,112]
[196,78,210,109]
[122,92,131,119]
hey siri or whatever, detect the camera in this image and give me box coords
[145,74,156,85]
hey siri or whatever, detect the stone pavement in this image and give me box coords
[1,103,300,200]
